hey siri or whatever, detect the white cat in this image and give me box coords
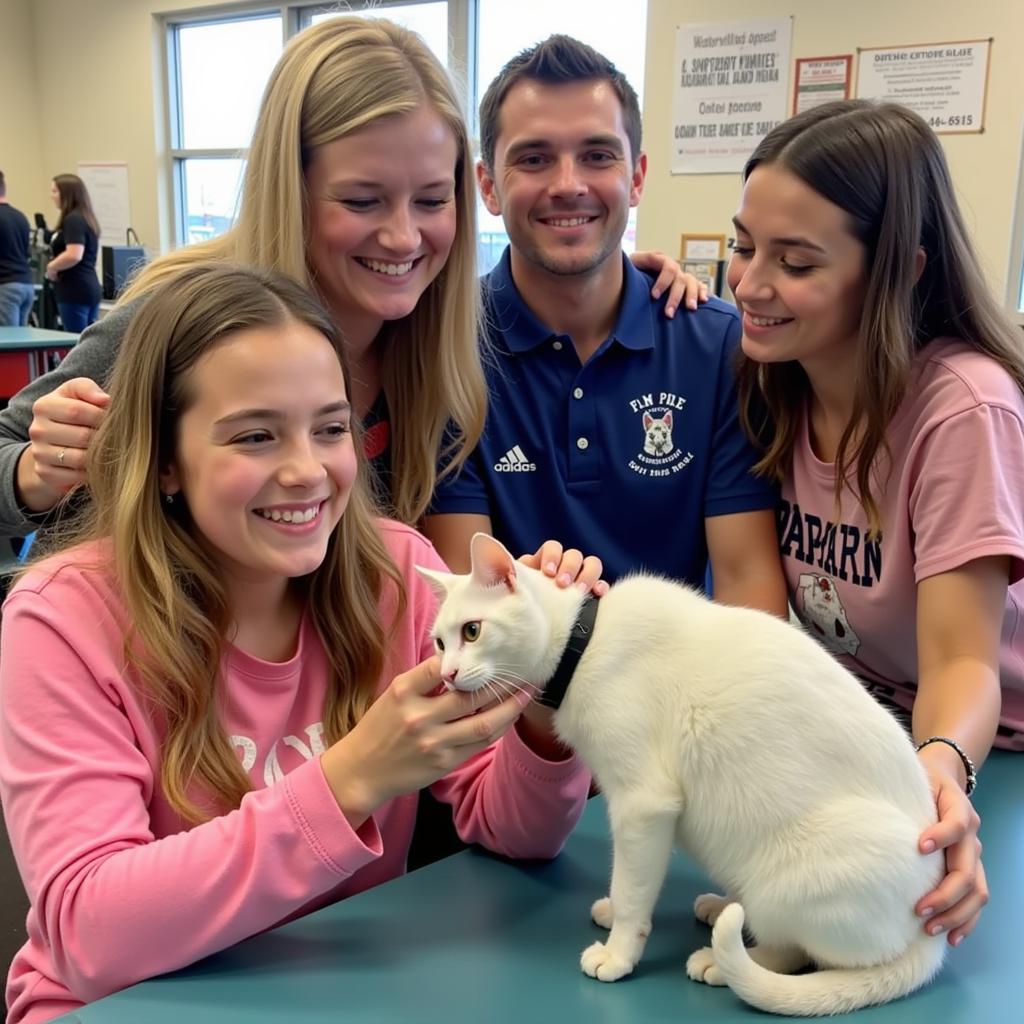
[417,534,946,1016]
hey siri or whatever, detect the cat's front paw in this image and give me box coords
[693,892,731,927]
[590,896,614,930]
[580,940,634,982]
[686,946,725,986]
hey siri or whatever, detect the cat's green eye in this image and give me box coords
[434,637,445,652]
[462,621,481,643]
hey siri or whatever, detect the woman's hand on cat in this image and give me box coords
[629,250,710,315]
[521,541,609,596]
[320,656,531,826]
[914,763,987,946]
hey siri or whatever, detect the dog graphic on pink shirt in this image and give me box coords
[797,573,861,656]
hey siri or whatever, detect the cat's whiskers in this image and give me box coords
[490,664,537,692]
[482,679,506,705]
[488,676,518,699]
[489,666,540,703]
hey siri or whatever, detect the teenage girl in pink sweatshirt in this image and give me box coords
[0,263,591,1024]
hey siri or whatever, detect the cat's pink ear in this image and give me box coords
[469,533,518,592]
[664,411,673,428]
[415,565,455,602]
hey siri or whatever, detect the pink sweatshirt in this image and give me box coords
[779,338,1024,749]
[0,520,590,1024]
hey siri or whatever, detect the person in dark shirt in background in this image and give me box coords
[0,171,35,327]
[46,174,101,332]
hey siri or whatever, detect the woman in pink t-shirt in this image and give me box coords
[0,264,592,1024]
[727,100,1024,954]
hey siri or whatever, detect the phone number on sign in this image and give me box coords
[927,113,975,129]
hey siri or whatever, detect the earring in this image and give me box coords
[164,492,174,505]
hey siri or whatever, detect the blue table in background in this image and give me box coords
[57,751,1021,1023]
[0,326,78,399]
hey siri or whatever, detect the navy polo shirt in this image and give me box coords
[431,248,775,584]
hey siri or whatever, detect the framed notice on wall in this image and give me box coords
[680,233,727,261]
[793,55,852,114]
[855,39,991,133]
[670,17,793,174]
[680,260,723,295]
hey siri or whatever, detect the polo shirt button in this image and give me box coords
[552,340,563,351]
[576,437,589,450]
[573,387,584,399]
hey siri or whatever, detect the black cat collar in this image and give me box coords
[537,596,599,710]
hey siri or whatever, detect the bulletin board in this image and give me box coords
[76,162,132,243]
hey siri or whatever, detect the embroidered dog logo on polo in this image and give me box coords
[643,411,674,456]
[625,392,694,478]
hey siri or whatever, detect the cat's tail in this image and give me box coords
[709,903,945,1016]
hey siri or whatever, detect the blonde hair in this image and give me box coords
[736,100,1024,537]
[62,263,405,823]
[124,17,485,524]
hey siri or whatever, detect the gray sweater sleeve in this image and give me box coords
[0,301,139,538]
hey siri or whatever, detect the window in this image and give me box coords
[307,2,450,67]
[1008,132,1024,325]
[167,12,283,245]
[164,1,649,263]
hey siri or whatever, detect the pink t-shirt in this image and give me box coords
[779,338,1024,751]
[0,520,590,1024]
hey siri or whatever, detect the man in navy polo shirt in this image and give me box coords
[425,35,785,613]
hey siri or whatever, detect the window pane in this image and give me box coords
[311,3,449,67]
[181,159,244,244]
[475,0,648,272]
[177,16,283,149]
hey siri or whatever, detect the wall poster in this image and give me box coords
[855,39,991,133]
[671,17,793,174]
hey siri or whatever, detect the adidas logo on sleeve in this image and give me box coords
[494,445,537,472]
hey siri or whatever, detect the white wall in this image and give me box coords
[0,0,46,218]
[639,0,1024,296]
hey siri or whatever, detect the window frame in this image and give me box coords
[1006,124,1024,326]
[163,6,287,247]
[161,1,477,248]
[161,0,653,258]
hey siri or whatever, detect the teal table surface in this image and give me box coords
[0,327,78,350]
[58,751,1021,1023]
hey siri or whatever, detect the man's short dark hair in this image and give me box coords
[0,170,6,197]
[478,34,642,171]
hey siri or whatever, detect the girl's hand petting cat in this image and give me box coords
[914,763,987,946]
[320,656,531,828]
[521,540,609,596]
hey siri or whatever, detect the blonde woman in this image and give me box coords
[0,263,591,1024]
[0,16,695,535]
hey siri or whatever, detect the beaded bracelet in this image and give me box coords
[915,736,977,796]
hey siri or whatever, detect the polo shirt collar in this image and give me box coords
[484,247,657,354]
